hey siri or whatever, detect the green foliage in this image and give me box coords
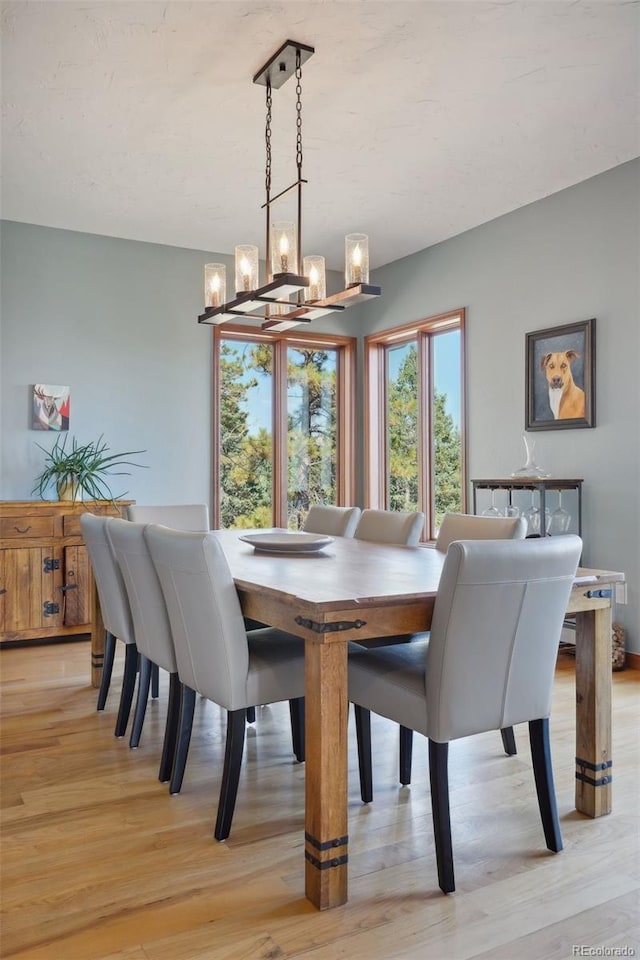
[386,343,461,526]
[32,433,146,502]
[433,391,462,526]
[218,341,337,529]
[218,335,461,533]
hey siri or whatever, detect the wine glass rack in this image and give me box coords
[471,478,583,538]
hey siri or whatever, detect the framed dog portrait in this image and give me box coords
[525,318,595,430]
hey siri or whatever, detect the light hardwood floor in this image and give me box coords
[1,641,638,960]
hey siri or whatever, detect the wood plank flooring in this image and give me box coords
[1,642,638,960]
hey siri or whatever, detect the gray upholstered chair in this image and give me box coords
[303,505,361,538]
[354,508,425,546]
[349,535,582,893]
[125,503,210,530]
[144,525,307,840]
[356,511,530,787]
[123,505,210,720]
[80,513,138,737]
[435,512,527,553]
[106,517,182,780]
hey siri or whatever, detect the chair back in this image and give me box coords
[80,513,134,643]
[126,504,209,530]
[106,518,176,673]
[355,508,425,546]
[435,512,527,553]
[303,505,361,538]
[144,526,249,710]
[426,535,582,742]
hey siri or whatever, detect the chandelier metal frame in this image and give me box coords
[198,39,381,331]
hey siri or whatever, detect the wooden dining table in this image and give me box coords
[201,529,625,911]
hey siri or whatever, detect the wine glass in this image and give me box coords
[504,503,520,519]
[522,491,540,535]
[482,489,502,518]
[547,491,571,535]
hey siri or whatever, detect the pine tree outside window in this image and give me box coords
[213,326,356,530]
[364,310,466,542]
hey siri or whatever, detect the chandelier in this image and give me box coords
[198,40,381,331]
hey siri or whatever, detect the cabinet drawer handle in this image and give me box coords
[14,525,31,534]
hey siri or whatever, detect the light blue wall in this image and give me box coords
[360,158,640,652]
[0,225,351,506]
[1,159,638,650]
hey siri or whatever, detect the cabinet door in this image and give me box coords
[0,551,5,631]
[63,545,91,627]
[1,547,64,631]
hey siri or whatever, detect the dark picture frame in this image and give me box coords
[526,318,596,430]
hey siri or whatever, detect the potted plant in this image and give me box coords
[32,434,146,502]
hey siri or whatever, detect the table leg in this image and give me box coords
[304,638,349,909]
[90,582,105,689]
[574,606,613,817]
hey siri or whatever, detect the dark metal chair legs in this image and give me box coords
[289,697,305,762]
[354,705,373,803]
[129,654,152,748]
[169,685,196,795]
[399,726,413,785]
[429,739,455,894]
[114,643,139,738]
[159,673,182,783]
[151,662,160,699]
[501,726,517,755]
[214,709,247,841]
[97,630,116,711]
[529,717,563,853]
[246,706,256,723]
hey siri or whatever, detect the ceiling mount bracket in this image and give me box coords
[253,39,315,89]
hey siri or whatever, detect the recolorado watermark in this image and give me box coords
[572,948,636,957]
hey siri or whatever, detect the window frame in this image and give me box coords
[213,324,357,529]
[364,309,467,542]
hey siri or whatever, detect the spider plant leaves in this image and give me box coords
[32,434,147,502]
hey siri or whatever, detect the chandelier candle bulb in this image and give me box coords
[235,244,259,294]
[303,255,326,301]
[204,263,226,308]
[345,233,369,287]
[271,222,296,277]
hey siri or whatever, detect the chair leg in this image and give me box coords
[151,662,160,699]
[501,726,517,755]
[246,706,256,723]
[529,717,563,853]
[429,739,455,894]
[114,643,139,738]
[169,685,196,795]
[129,654,152,748]
[399,725,414,785]
[97,630,116,711]
[214,709,247,841]
[354,705,373,803]
[159,673,181,783]
[289,697,305,762]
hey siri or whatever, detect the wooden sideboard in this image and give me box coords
[0,500,132,683]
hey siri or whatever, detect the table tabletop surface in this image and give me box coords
[212,528,624,612]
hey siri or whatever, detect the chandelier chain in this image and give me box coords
[265,79,272,198]
[295,49,303,175]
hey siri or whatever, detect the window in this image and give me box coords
[213,326,356,529]
[364,309,466,541]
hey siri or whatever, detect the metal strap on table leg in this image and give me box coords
[304,832,348,870]
[575,757,612,787]
[295,615,366,633]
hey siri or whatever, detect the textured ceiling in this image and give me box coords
[1,1,638,271]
